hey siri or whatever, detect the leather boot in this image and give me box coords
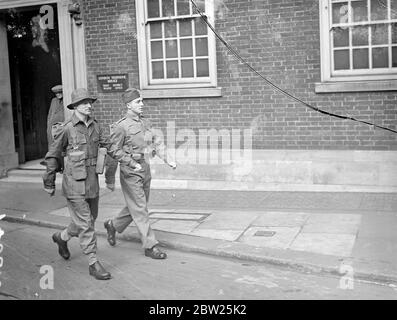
[104,219,116,246]
[145,245,167,259]
[52,232,70,260]
[89,261,111,280]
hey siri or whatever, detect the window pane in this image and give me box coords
[180,39,193,57]
[334,50,350,70]
[162,0,175,17]
[370,0,388,21]
[393,47,397,67]
[192,0,205,13]
[166,61,179,78]
[179,19,192,37]
[164,20,177,38]
[372,24,388,45]
[332,2,348,24]
[392,0,397,19]
[194,17,208,36]
[352,26,368,46]
[152,61,164,79]
[352,0,368,22]
[333,28,349,47]
[353,48,369,69]
[196,59,209,77]
[148,0,160,18]
[181,60,194,77]
[177,0,190,15]
[196,38,208,56]
[165,40,178,58]
[393,23,397,43]
[150,22,162,39]
[151,41,163,59]
[372,47,389,68]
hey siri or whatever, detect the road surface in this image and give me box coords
[0,221,396,300]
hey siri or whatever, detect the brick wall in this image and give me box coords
[82,0,397,150]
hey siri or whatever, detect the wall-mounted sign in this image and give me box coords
[97,74,129,93]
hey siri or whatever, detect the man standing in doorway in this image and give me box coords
[104,88,176,259]
[41,85,65,168]
[42,88,115,280]
[47,85,64,148]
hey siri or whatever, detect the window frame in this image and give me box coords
[135,0,218,90]
[319,0,397,82]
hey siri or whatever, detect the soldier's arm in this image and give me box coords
[104,156,118,187]
[106,124,139,169]
[148,120,174,165]
[43,123,67,190]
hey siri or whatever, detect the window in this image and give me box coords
[319,0,397,85]
[136,0,219,96]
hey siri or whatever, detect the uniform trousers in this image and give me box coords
[60,197,99,265]
[111,161,158,249]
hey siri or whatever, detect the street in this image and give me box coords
[0,221,396,300]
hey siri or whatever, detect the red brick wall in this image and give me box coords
[82,0,397,150]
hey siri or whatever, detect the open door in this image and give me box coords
[0,13,18,171]
[4,4,62,162]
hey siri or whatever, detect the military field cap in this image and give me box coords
[67,88,97,110]
[122,88,141,104]
[51,85,63,93]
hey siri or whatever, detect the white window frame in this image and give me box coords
[135,0,218,91]
[319,0,397,82]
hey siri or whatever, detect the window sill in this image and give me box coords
[315,80,397,93]
[141,87,222,99]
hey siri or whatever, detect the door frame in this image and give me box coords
[0,0,87,114]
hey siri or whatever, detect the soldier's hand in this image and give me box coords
[168,161,177,170]
[133,163,143,172]
[44,188,55,196]
[106,183,115,192]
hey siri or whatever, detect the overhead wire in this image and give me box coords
[189,0,397,134]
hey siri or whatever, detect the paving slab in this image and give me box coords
[197,211,259,230]
[302,213,361,235]
[149,213,207,221]
[48,207,69,217]
[151,220,200,234]
[353,238,397,264]
[290,233,357,257]
[356,213,397,239]
[189,229,244,241]
[174,209,213,214]
[252,212,309,227]
[238,226,301,249]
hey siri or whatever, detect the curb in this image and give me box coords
[4,214,397,287]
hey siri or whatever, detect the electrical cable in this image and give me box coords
[189,0,397,134]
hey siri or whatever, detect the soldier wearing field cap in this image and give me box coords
[104,88,176,259]
[42,88,116,280]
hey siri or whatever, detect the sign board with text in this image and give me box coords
[97,74,129,93]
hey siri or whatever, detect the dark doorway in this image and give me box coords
[4,4,61,162]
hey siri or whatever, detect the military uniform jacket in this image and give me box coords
[108,113,170,176]
[43,113,113,199]
[47,98,64,144]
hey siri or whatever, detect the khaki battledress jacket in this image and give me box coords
[109,113,169,175]
[43,113,115,199]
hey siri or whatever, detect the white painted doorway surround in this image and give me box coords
[0,0,87,118]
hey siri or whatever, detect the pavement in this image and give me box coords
[1,162,397,287]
